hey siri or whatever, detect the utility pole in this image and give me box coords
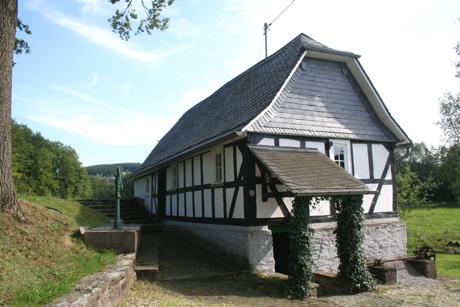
[263,0,297,59]
[264,22,269,59]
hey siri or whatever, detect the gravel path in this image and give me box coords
[121,276,460,307]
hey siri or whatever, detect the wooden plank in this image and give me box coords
[367,143,374,179]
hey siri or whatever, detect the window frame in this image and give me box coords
[329,139,352,173]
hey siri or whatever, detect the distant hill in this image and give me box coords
[85,163,141,176]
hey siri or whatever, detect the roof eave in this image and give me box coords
[128,130,247,180]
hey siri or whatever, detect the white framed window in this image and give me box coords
[215,153,223,183]
[330,140,352,173]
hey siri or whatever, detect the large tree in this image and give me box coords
[0,0,173,220]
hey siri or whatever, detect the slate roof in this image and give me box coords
[139,34,358,173]
[248,145,369,196]
[246,57,396,142]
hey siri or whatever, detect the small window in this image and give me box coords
[334,144,347,170]
[215,153,223,182]
[145,178,150,194]
[172,166,178,188]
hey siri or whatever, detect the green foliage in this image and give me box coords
[285,197,313,299]
[439,92,460,145]
[14,19,31,56]
[439,144,460,202]
[109,0,174,41]
[90,175,115,200]
[396,164,435,216]
[86,162,140,176]
[334,196,375,293]
[11,121,93,199]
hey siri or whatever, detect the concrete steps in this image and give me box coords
[80,199,161,233]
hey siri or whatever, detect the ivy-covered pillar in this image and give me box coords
[285,196,313,299]
[334,195,375,293]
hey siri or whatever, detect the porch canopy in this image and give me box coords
[248,145,370,197]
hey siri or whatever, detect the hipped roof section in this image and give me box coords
[249,145,369,196]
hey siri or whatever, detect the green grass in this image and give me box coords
[402,201,460,278]
[403,202,460,252]
[436,254,460,278]
[0,195,116,306]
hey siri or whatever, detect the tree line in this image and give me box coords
[12,121,93,199]
[396,143,460,214]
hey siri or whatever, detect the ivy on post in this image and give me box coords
[334,195,375,293]
[285,196,313,299]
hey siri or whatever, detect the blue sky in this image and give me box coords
[13,0,460,166]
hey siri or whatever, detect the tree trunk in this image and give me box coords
[0,0,25,222]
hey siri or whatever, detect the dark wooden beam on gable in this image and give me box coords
[368,154,391,214]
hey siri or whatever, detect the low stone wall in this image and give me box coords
[163,220,275,273]
[311,218,407,272]
[52,254,136,307]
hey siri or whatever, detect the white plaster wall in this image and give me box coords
[166,195,171,215]
[352,143,370,179]
[185,159,192,187]
[133,177,151,213]
[186,192,193,216]
[178,193,185,216]
[305,141,325,154]
[178,162,184,188]
[225,146,234,182]
[257,137,275,146]
[194,192,202,217]
[193,156,201,184]
[372,144,391,179]
[214,188,224,218]
[204,189,212,217]
[363,183,393,213]
[256,184,283,218]
[202,152,212,184]
[279,138,301,147]
[171,194,177,216]
[226,187,245,219]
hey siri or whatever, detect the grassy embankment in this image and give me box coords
[403,201,460,277]
[0,195,116,306]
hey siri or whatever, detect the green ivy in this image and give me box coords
[334,195,375,293]
[285,197,313,299]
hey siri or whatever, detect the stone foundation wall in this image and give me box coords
[311,218,407,272]
[163,220,275,272]
[163,218,406,274]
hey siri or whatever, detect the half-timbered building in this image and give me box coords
[130,34,410,273]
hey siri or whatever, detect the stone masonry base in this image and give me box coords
[163,217,406,273]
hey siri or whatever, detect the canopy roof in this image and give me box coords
[248,145,370,197]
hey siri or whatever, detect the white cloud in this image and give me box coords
[28,113,175,145]
[27,1,180,63]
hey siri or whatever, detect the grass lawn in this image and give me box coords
[0,195,116,306]
[402,201,460,278]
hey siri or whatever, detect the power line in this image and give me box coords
[264,0,296,58]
